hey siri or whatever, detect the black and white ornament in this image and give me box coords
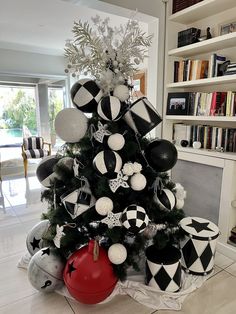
[121,205,149,234]
[97,96,123,121]
[93,121,112,143]
[107,133,125,151]
[26,220,50,256]
[28,247,65,292]
[53,225,65,248]
[174,183,187,209]
[109,171,129,193]
[154,189,176,211]
[55,108,88,143]
[130,173,147,191]
[70,79,103,113]
[101,211,122,229]
[61,185,96,219]
[113,85,129,102]
[95,197,113,216]
[36,156,60,188]
[93,150,122,179]
[108,243,127,265]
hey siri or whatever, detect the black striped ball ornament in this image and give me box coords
[71,79,103,113]
[36,156,61,188]
[93,150,122,179]
[97,96,123,121]
[154,189,176,211]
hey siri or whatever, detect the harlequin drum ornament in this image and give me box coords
[179,216,220,275]
[93,150,122,179]
[63,240,117,304]
[154,189,176,211]
[97,96,124,121]
[36,155,61,188]
[145,245,182,292]
[145,139,178,172]
[26,220,50,256]
[28,247,65,292]
[121,204,149,234]
[55,108,88,143]
[71,79,103,113]
[123,97,162,137]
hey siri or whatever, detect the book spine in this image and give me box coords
[174,61,179,83]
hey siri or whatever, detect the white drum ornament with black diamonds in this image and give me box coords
[71,79,103,113]
[93,150,122,179]
[145,245,182,292]
[154,189,176,211]
[61,186,96,219]
[121,205,149,234]
[123,97,162,137]
[179,216,219,275]
[26,220,50,256]
[36,156,60,188]
[97,96,123,121]
[28,247,65,292]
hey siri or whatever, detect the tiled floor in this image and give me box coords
[0,174,236,313]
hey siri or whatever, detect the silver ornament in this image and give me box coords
[26,220,50,256]
[101,211,122,228]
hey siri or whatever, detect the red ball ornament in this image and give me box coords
[63,240,117,304]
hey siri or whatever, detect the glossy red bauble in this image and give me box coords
[63,240,118,304]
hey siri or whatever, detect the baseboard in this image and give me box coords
[217,241,236,261]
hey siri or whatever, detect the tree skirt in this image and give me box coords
[17,252,211,311]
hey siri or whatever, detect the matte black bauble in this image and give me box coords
[180,140,189,147]
[145,139,177,172]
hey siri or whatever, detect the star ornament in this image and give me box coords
[67,261,77,277]
[30,237,41,251]
[101,211,122,229]
[93,121,112,143]
[186,219,214,233]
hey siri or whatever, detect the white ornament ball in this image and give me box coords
[95,197,113,216]
[130,173,147,191]
[108,133,125,151]
[108,243,127,265]
[193,141,201,149]
[176,199,185,209]
[113,85,130,102]
[123,162,134,176]
[55,108,88,143]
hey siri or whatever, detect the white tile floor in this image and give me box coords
[0,174,236,313]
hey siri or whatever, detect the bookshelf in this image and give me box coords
[164,0,236,260]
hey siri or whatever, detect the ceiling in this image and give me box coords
[0,0,148,56]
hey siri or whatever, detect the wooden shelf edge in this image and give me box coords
[165,115,236,122]
[176,146,236,161]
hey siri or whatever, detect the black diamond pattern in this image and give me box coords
[172,262,182,286]
[154,266,171,291]
[182,239,198,268]
[200,243,213,271]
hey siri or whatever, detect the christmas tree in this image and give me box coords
[27,16,186,304]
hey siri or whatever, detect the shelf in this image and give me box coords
[176,146,236,161]
[165,116,236,122]
[168,32,236,58]
[167,74,236,88]
[169,0,236,24]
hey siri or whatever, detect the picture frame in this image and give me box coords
[166,92,190,115]
[219,20,236,36]
[132,71,146,99]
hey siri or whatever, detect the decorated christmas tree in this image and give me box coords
[26,16,186,304]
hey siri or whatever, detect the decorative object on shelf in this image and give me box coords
[166,93,191,115]
[70,79,103,113]
[123,97,162,137]
[145,245,182,292]
[63,240,117,304]
[229,226,236,244]
[121,204,149,234]
[219,20,236,36]
[26,220,50,256]
[97,95,124,121]
[28,247,65,292]
[172,0,203,14]
[179,216,219,275]
[180,140,189,147]
[192,141,201,149]
[197,27,212,42]
[145,139,178,172]
[55,108,88,143]
[93,150,122,179]
[108,243,127,265]
[107,133,125,151]
[224,62,236,76]
[177,27,201,48]
[95,197,113,216]
[154,188,176,211]
[36,155,61,188]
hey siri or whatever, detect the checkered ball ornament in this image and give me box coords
[121,205,149,234]
[71,79,103,113]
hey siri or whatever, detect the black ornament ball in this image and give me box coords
[36,156,61,187]
[145,139,177,172]
[180,140,188,147]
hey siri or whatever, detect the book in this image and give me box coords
[174,61,179,83]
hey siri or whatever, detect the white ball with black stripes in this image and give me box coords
[154,189,176,211]
[36,156,60,188]
[93,150,122,179]
[97,96,123,121]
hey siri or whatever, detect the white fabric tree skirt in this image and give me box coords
[18,252,211,311]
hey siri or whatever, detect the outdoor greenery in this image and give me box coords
[48,89,63,134]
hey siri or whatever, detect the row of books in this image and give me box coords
[173,123,236,152]
[166,91,236,116]
[174,53,227,82]
[172,0,203,14]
